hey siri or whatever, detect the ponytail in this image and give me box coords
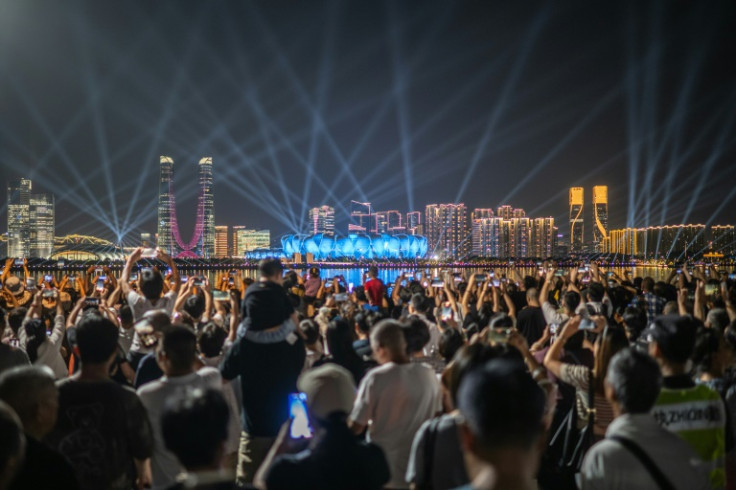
[24,319,46,363]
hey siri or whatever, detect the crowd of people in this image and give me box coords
[0,251,735,490]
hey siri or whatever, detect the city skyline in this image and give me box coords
[1,2,734,244]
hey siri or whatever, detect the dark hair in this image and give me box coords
[23,319,47,364]
[606,348,661,413]
[7,308,27,335]
[588,283,605,303]
[258,258,283,279]
[438,328,464,363]
[353,286,367,303]
[183,294,206,320]
[162,325,197,372]
[410,293,429,314]
[489,313,513,329]
[140,268,164,301]
[651,315,697,364]
[354,312,372,336]
[75,315,119,364]
[119,305,134,326]
[162,389,229,469]
[691,327,721,376]
[300,319,321,345]
[197,323,227,358]
[641,277,654,292]
[622,306,647,341]
[0,400,24,480]
[368,266,378,277]
[562,291,581,314]
[457,358,545,451]
[325,319,365,383]
[403,316,431,355]
[593,327,629,395]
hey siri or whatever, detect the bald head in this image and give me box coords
[370,320,407,362]
[0,366,57,438]
[526,288,539,303]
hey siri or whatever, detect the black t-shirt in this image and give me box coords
[45,378,154,490]
[265,424,390,490]
[10,435,79,490]
[219,334,305,437]
[134,352,164,389]
[516,306,547,345]
[241,281,295,331]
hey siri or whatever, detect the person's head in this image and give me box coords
[403,316,431,356]
[457,358,546,467]
[562,291,581,316]
[325,319,358,362]
[162,389,229,471]
[367,266,378,279]
[183,294,206,321]
[692,327,732,378]
[197,323,227,359]
[605,348,661,415]
[409,293,429,315]
[119,305,134,328]
[22,319,47,364]
[353,286,368,304]
[370,320,408,364]
[622,306,647,341]
[641,277,654,293]
[75,315,119,366]
[309,266,320,279]
[0,400,24,490]
[439,328,465,363]
[489,312,513,330]
[646,315,698,369]
[447,343,504,408]
[258,258,284,283]
[298,363,356,429]
[0,366,57,439]
[592,326,629,395]
[140,267,165,301]
[705,308,730,333]
[354,312,372,339]
[7,308,26,336]
[662,301,679,315]
[525,288,539,305]
[587,283,605,303]
[300,319,322,349]
[157,325,197,376]
[133,309,172,350]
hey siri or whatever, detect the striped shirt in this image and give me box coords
[560,364,616,438]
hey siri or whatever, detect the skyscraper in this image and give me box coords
[531,217,555,258]
[592,185,608,252]
[425,203,469,260]
[711,225,735,256]
[215,225,230,258]
[309,206,335,236]
[7,178,31,258]
[569,187,584,253]
[157,156,175,255]
[471,209,494,257]
[199,157,215,258]
[406,211,422,235]
[29,193,54,258]
[234,229,270,254]
[349,201,372,233]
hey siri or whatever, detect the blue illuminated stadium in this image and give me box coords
[244,233,428,261]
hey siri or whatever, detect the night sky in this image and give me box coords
[1,0,735,244]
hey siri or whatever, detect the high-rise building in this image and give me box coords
[374,212,388,234]
[406,211,422,235]
[231,226,246,256]
[309,206,335,236]
[531,217,555,258]
[157,156,175,255]
[234,229,270,254]
[711,225,735,256]
[569,187,584,253]
[604,224,708,259]
[7,178,31,258]
[199,157,215,258]
[386,211,402,232]
[215,225,230,258]
[349,201,372,233]
[425,203,469,260]
[471,209,494,257]
[592,185,608,252]
[28,193,54,258]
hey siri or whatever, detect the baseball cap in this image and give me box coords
[643,314,698,363]
[297,364,356,421]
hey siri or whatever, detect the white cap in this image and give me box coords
[297,364,356,420]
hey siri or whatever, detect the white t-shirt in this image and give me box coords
[127,290,177,353]
[350,362,441,489]
[137,367,222,490]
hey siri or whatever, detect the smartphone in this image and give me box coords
[538,269,545,277]
[228,277,234,285]
[580,318,596,330]
[489,271,495,278]
[165,267,172,276]
[405,273,414,280]
[180,275,189,283]
[85,298,100,307]
[14,258,24,266]
[95,267,104,274]
[581,276,591,285]
[348,282,354,292]
[141,248,157,258]
[42,289,55,298]
[550,323,560,335]
[676,269,682,275]
[705,284,718,296]
[577,268,587,274]
[194,276,205,287]
[25,278,37,290]
[606,271,614,278]
[492,279,501,287]
[474,274,487,283]
[288,393,313,439]
[453,276,463,283]
[729,273,736,281]
[488,328,511,344]
[335,292,349,302]
[555,270,565,277]
[431,278,444,288]
[44,275,53,283]
[213,290,229,301]
[57,260,65,268]
[129,272,138,281]
[324,279,333,288]
[68,277,76,286]
[96,278,106,292]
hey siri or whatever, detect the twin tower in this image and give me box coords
[569,186,608,253]
[156,156,216,258]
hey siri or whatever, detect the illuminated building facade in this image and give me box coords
[531,217,556,258]
[349,201,372,233]
[215,225,230,258]
[7,178,32,258]
[309,206,335,236]
[406,211,422,235]
[199,157,215,258]
[235,229,271,255]
[425,203,469,260]
[711,225,735,256]
[29,193,55,258]
[157,156,175,255]
[592,185,608,252]
[604,225,707,259]
[569,187,584,253]
[276,233,428,261]
[140,233,154,247]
